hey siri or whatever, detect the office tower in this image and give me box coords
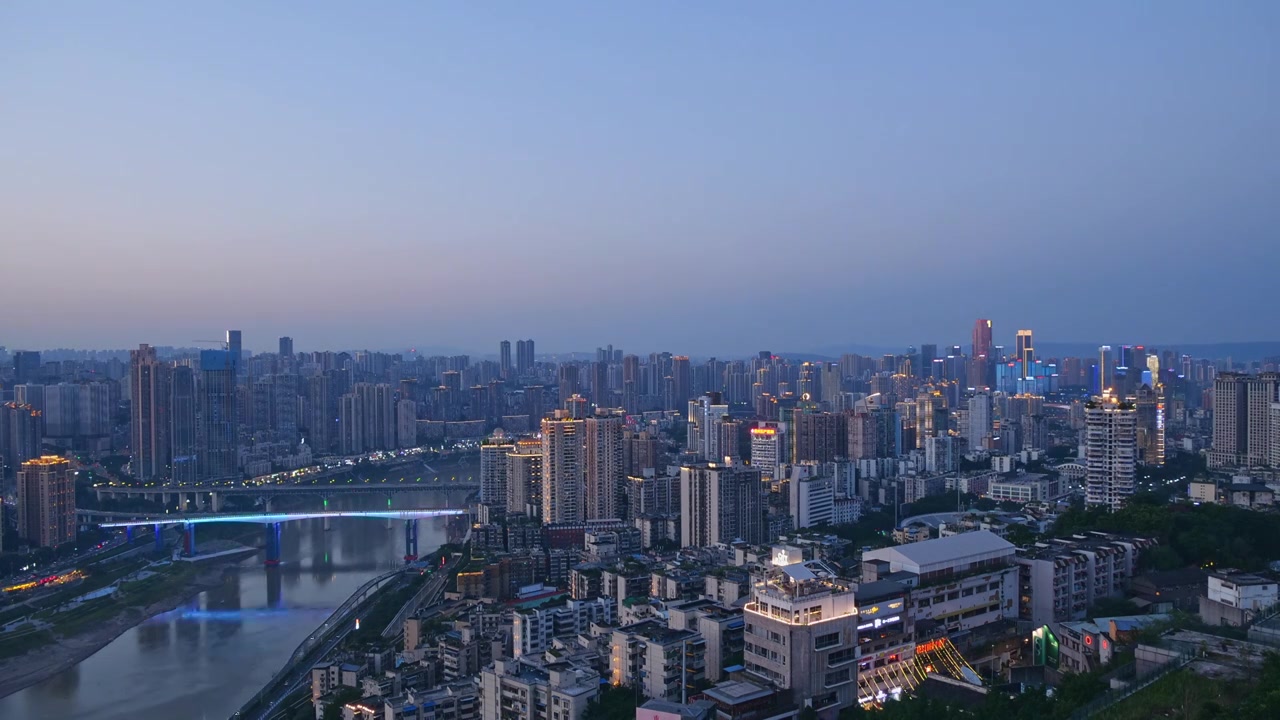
[750,423,786,480]
[278,336,293,359]
[787,466,835,529]
[338,392,364,455]
[742,559,860,711]
[557,365,580,408]
[967,392,991,451]
[130,344,170,481]
[622,429,658,476]
[1134,384,1166,466]
[396,399,417,448]
[499,340,512,379]
[1,402,43,479]
[200,349,239,480]
[541,415,585,523]
[16,456,75,548]
[679,461,765,547]
[1098,345,1113,392]
[668,356,692,410]
[1085,391,1137,511]
[914,389,946,448]
[972,319,992,360]
[516,339,535,376]
[170,366,198,483]
[920,344,938,380]
[1015,330,1034,377]
[307,374,334,453]
[792,409,845,464]
[506,438,543,518]
[584,410,624,520]
[480,440,514,508]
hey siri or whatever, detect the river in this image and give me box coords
[0,461,475,720]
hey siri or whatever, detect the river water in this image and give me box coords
[0,459,475,720]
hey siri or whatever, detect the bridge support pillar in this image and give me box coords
[162,492,171,507]
[96,489,104,503]
[154,523,164,553]
[183,522,196,556]
[264,497,274,513]
[194,492,206,511]
[264,522,282,566]
[404,519,419,563]
[126,525,133,542]
[323,516,332,531]
[210,492,222,513]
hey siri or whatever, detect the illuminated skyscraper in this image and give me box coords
[972,319,993,360]
[1085,391,1137,511]
[480,439,514,508]
[1,402,43,480]
[1134,384,1165,466]
[16,456,75,548]
[1015,330,1034,378]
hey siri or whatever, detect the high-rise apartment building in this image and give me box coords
[750,424,786,480]
[396,399,417,448]
[480,440,514,508]
[621,429,658,476]
[1209,372,1280,468]
[687,393,729,460]
[170,366,198,483]
[792,409,845,464]
[17,456,75,548]
[13,351,42,384]
[515,339,535,377]
[584,410,623,520]
[307,374,334,454]
[499,340,512,379]
[199,349,239,480]
[680,461,765,547]
[1,403,43,479]
[338,392,364,455]
[130,344,169,481]
[542,415,585,523]
[966,391,991,451]
[507,438,543,518]
[1085,391,1137,511]
[278,336,293,359]
[667,356,691,411]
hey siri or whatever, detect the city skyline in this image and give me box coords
[4,3,1279,354]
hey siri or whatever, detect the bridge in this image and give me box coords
[98,509,470,565]
[91,478,479,512]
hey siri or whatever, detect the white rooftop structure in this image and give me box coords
[863,530,1015,576]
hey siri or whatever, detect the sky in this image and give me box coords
[2,2,1278,357]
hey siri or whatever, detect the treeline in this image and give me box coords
[1053,494,1280,571]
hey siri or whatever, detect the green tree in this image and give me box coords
[322,687,363,720]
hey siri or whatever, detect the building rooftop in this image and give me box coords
[864,530,1014,575]
[702,680,773,704]
[1210,570,1276,586]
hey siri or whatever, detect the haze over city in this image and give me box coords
[4,2,1279,355]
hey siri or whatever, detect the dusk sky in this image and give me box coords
[3,3,1277,356]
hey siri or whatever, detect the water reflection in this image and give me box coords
[0,488,465,720]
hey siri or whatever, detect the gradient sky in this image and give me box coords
[3,2,1277,356]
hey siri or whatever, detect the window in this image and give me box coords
[946,592,960,601]
[814,632,840,650]
[828,647,857,666]
[824,668,851,687]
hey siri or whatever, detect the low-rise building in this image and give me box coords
[863,531,1019,638]
[1200,571,1279,626]
[667,599,745,683]
[479,658,600,720]
[609,620,706,702]
[512,598,616,658]
[1014,533,1153,627]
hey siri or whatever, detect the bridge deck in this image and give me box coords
[98,509,469,528]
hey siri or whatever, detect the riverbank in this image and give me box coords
[0,547,256,699]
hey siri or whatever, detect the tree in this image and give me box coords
[321,687,363,720]
[583,685,639,720]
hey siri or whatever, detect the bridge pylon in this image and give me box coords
[404,519,419,563]
[264,522,282,566]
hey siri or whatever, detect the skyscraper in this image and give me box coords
[792,409,845,464]
[17,456,75,548]
[13,351,41,384]
[1085,391,1137,512]
[749,424,786,480]
[226,329,243,366]
[972,319,992,360]
[500,340,512,379]
[1,402,43,479]
[1209,372,1279,468]
[967,391,991,451]
[130,344,170,481]
[584,409,624,520]
[542,414,585,523]
[480,439,514,508]
[278,336,293,359]
[1015,329,1034,378]
[1098,345,1113,392]
[668,356,691,411]
[679,461,765,547]
[199,349,240,480]
[507,438,543,518]
[339,392,365,455]
[170,366,198,483]
[308,374,334,454]
[1134,384,1166,466]
[516,339,535,377]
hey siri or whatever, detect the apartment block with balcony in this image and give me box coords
[512,598,616,658]
[1015,533,1154,627]
[610,620,707,702]
[480,659,600,720]
[666,599,746,683]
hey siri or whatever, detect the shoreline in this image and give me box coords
[0,552,255,700]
